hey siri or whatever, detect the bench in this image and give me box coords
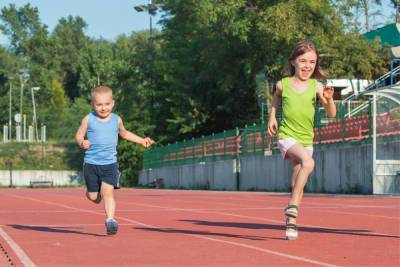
[30,177,54,188]
[146,178,164,189]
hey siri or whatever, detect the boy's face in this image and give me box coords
[92,91,115,119]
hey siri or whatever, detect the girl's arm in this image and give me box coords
[75,115,90,149]
[317,82,336,118]
[118,117,154,148]
[267,81,282,136]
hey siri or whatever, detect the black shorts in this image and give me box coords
[83,162,120,192]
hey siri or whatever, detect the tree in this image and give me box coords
[51,16,89,99]
[332,0,396,32]
[0,3,48,56]
[78,39,115,97]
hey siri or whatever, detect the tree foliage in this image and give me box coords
[0,1,393,185]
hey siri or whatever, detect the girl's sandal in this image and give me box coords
[284,204,298,218]
[285,218,298,240]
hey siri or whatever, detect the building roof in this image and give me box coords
[363,23,400,47]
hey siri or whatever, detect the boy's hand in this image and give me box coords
[323,85,334,100]
[142,137,155,148]
[80,140,90,150]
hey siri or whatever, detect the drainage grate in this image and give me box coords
[0,241,15,266]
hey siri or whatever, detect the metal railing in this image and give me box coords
[144,101,400,169]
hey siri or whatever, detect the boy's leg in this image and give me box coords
[101,181,118,235]
[83,163,102,204]
[101,181,116,220]
[99,163,120,235]
[86,191,102,203]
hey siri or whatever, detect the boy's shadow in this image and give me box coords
[179,220,400,239]
[8,224,106,237]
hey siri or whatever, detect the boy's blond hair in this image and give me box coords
[91,86,113,98]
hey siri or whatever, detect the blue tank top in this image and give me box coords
[84,112,119,165]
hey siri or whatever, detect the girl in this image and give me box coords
[267,40,336,240]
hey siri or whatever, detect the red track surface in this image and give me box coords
[0,188,399,267]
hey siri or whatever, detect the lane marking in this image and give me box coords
[120,202,400,238]
[2,193,340,266]
[1,223,138,228]
[0,227,37,267]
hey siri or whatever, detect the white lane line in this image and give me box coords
[205,211,400,238]
[0,227,37,267]
[123,202,400,238]
[119,193,400,208]
[117,199,400,220]
[3,193,340,266]
[1,223,137,228]
[313,210,400,220]
[189,234,340,267]
[1,205,399,220]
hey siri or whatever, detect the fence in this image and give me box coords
[144,101,400,169]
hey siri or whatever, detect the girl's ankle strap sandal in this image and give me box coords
[284,204,299,218]
[285,220,298,240]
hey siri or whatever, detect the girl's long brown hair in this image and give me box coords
[283,40,327,80]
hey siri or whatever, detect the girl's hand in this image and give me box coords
[142,137,155,148]
[323,85,334,100]
[268,117,278,136]
[81,140,90,150]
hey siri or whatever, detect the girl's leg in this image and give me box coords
[284,145,314,240]
[286,144,314,207]
[291,159,301,189]
[286,159,301,229]
[101,182,115,219]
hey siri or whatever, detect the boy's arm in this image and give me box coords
[118,117,154,148]
[267,81,282,136]
[75,115,90,149]
[317,82,336,118]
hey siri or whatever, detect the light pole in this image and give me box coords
[8,77,14,140]
[18,69,29,141]
[134,0,160,108]
[134,0,159,38]
[31,86,40,142]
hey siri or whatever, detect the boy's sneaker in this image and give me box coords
[105,218,118,235]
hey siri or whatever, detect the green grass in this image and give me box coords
[0,142,83,170]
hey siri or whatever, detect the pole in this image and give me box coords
[9,162,13,188]
[261,103,265,124]
[31,88,39,142]
[372,93,377,194]
[19,73,23,128]
[397,0,400,24]
[9,81,12,140]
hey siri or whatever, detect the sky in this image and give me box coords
[0,0,163,46]
[0,0,396,46]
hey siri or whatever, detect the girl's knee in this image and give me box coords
[302,158,314,171]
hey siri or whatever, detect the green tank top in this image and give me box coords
[278,77,317,146]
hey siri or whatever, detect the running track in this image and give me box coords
[0,188,399,266]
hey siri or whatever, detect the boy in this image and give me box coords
[75,86,154,235]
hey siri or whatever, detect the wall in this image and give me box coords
[139,144,383,194]
[139,160,237,190]
[0,170,82,187]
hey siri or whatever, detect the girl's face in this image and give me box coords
[292,50,317,81]
[92,92,114,119]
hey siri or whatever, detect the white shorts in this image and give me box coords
[277,137,313,159]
